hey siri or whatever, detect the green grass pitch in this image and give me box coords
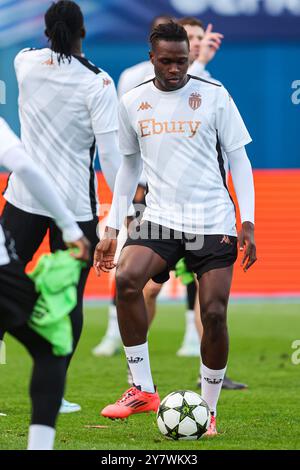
[1,302,300,450]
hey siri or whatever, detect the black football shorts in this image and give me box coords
[123,221,237,283]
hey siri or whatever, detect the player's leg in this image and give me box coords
[143,279,163,325]
[0,204,49,413]
[92,221,131,357]
[50,216,98,358]
[0,260,67,450]
[49,217,98,413]
[93,190,147,358]
[126,279,163,386]
[92,289,122,357]
[195,294,247,390]
[177,279,200,356]
[194,288,203,338]
[9,325,67,450]
[125,279,162,387]
[198,266,233,434]
[116,244,166,352]
[184,232,238,434]
[101,221,182,419]
[101,244,168,419]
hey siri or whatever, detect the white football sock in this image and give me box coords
[106,304,121,339]
[124,341,155,393]
[201,363,227,416]
[183,310,200,344]
[27,425,56,450]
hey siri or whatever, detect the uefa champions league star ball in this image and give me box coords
[157,390,211,440]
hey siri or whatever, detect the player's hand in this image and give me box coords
[134,184,146,204]
[67,236,91,262]
[198,23,223,65]
[238,221,257,272]
[93,227,118,276]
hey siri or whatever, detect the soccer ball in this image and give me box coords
[157,390,210,440]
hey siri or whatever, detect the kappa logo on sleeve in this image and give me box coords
[42,58,54,66]
[103,78,112,87]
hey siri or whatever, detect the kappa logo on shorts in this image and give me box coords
[189,92,201,110]
[138,101,153,111]
[220,235,232,245]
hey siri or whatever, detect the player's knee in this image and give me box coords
[116,267,141,300]
[201,303,227,331]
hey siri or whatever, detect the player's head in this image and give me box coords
[45,1,85,64]
[177,17,205,64]
[149,21,189,91]
[150,14,175,31]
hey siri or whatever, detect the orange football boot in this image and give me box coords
[101,385,160,419]
[204,414,218,436]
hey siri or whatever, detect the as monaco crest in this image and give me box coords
[189,92,201,110]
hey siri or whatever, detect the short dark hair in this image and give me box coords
[149,21,189,51]
[45,1,84,64]
[177,17,205,30]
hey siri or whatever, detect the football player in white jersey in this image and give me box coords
[0,117,90,449]
[93,15,223,358]
[0,0,121,413]
[140,15,222,354]
[94,22,256,435]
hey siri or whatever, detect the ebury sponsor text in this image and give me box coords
[138,119,201,139]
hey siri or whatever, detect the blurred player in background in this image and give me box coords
[92,15,223,358]
[0,0,121,413]
[0,117,90,449]
[94,22,256,435]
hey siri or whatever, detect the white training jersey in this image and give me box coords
[119,75,252,235]
[118,60,212,191]
[117,60,211,98]
[0,118,21,265]
[4,48,118,221]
